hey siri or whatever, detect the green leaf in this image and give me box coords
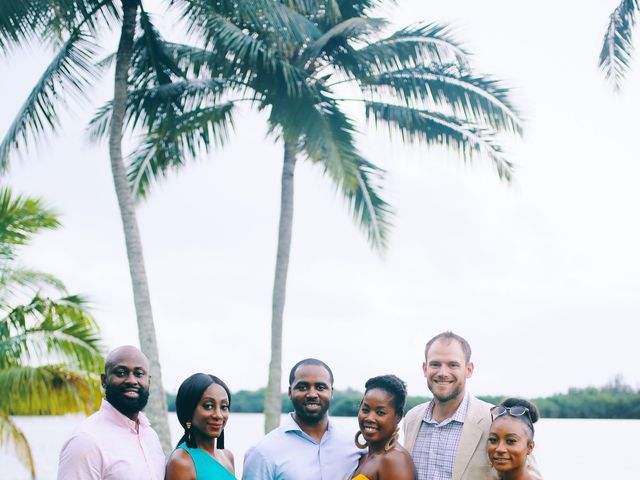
[599,0,640,89]
[0,30,100,170]
[0,365,101,415]
[0,413,34,479]
[127,102,235,197]
[296,97,392,249]
[365,101,513,181]
[359,66,522,135]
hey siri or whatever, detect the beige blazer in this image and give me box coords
[403,395,542,480]
[404,395,495,480]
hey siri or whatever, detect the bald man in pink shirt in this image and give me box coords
[57,346,166,479]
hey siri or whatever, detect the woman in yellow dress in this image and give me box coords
[351,375,416,480]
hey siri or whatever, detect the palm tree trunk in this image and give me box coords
[264,140,297,433]
[109,0,170,452]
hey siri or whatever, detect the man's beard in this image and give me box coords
[428,383,462,404]
[292,401,329,425]
[105,383,150,418]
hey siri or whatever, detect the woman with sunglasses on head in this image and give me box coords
[166,373,236,479]
[350,375,416,480]
[487,398,541,480]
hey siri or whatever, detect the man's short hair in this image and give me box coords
[288,358,334,386]
[424,331,472,364]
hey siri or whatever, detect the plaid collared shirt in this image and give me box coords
[412,393,470,480]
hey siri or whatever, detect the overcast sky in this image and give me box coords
[1,0,638,400]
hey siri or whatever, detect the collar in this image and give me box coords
[101,398,150,433]
[423,391,469,426]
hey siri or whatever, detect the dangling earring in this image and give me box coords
[384,428,399,452]
[186,421,192,444]
[354,430,368,449]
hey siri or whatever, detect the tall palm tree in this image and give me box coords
[101,0,522,432]
[599,0,640,89]
[0,187,103,479]
[0,0,178,449]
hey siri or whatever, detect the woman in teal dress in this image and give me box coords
[165,373,236,479]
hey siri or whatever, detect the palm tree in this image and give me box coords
[599,0,640,89]
[0,187,103,479]
[0,0,177,449]
[100,0,522,432]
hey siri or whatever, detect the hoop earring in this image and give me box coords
[354,430,368,449]
[384,428,399,452]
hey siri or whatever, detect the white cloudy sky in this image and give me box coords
[1,0,638,400]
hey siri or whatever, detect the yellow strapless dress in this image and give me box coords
[352,475,370,480]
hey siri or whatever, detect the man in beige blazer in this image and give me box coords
[403,332,541,480]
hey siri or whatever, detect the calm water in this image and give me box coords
[1,414,638,479]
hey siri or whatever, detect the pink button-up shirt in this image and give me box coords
[57,399,166,480]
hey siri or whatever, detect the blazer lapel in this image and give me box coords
[452,418,483,480]
[403,403,428,454]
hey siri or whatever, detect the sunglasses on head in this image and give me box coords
[490,405,532,423]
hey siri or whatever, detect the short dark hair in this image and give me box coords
[424,331,472,363]
[496,397,540,439]
[364,374,408,416]
[288,358,334,386]
[175,373,232,449]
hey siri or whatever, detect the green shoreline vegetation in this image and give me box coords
[166,376,640,419]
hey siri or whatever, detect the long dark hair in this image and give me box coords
[175,373,232,449]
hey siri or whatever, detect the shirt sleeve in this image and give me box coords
[57,432,103,480]
[242,446,275,480]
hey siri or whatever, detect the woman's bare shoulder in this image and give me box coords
[379,448,416,480]
[165,448,196,480]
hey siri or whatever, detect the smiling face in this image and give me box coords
[102,347,150,420]
[487,416,534,474]
[423,338,473,404]
[288,364,333,425]
[358,388,401,447]
[191,383,230,441]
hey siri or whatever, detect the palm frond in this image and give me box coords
[87,76,229,143]
[1,294,102,372]
[301,16,387,67]
[86,100,114,143]
[294,98,392,249]
[337,0,382,19]
[0,365,101,415]
[0,412,34,479]
[174,0,321,55]
[127,102,236,197]
[335,23,469,79]
[0,187,59,252]
[365,101,513,181]
[0,30,100,170]
[599,0,640,89]
[0,268,66,306]
[0,0,117,53]
[131,8,184,90]
[358,66,522,134]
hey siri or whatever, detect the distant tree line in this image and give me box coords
[166,377,640,419]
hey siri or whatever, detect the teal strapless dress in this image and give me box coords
[177,442,236,479]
